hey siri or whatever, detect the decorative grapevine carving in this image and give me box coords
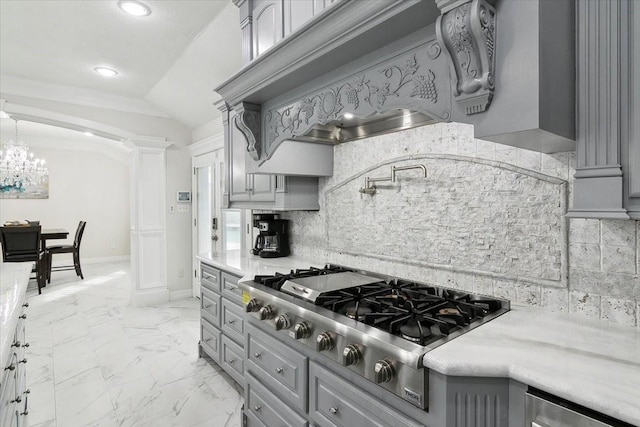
[264,51,449,154]
[436,0,496,114]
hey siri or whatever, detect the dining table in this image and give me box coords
[41,228,69,244]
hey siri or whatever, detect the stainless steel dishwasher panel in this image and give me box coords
[525,393,614,427]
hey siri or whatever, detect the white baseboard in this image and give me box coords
[130,287,170,306]
[169,289,193,300]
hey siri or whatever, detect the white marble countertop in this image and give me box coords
[197,250,323,281]
[0,262,31,370]
[424,304,640,425]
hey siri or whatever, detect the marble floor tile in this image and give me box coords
[53,336,100,385]
[54,367,118,427]
[24,260,243,427]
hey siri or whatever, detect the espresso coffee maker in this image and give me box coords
[251,214,290,258]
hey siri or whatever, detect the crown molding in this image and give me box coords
[0,75,171,118]
[187,132,224,157]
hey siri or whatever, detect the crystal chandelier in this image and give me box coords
[0,120,48,192]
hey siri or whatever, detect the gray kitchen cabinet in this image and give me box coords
[245,372,309,427]
[198,261,245,387]
[309,361,422,427]
[200,318,221,363]
[1,303,29,427]
[247,0,335,61]
[222,298,246,345]
[229,108,276,205]
[217,101,321,211]
[221,335,245,386]
[200,288,221,328]
[252,0,283,58]
[283,0,334,37]
[246,323,308,412]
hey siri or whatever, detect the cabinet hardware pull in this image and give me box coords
[204,304,212,309]
[11,341,21,347]
[253,405,261,412]
[11,396,22,403]
[20,411,28,416]
[5,364,15,371]
[204,338,212,343]
[22,343,29,348]
[228,320,235,325]
[19,358,27,364]
[253,352,261,358]
[275,367,283,374]
[329,407,338,415]
[22,302,29,308]
[19,314,27,319]
[228,358,236,364]
[24,389,30,394]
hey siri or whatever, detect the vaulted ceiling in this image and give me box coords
[0,0,242,139]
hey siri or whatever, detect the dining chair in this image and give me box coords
[0,225,46,294]
[46,221,86,283]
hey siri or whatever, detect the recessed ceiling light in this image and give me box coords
[94,67,118,77]
[343,113,354,119]
[118,0,151,17]
[84,132,93,136]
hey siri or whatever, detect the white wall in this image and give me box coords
[165,146,193,293]
[0,144,130,260]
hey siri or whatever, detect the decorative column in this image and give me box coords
[568,0,629,219]
[128,138,172,305]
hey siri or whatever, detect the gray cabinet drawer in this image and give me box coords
[201,263,221,293]
[200,318,221,363]
[221,272,243,305]
[246,323,308,412]
[245,373,308,427]
[222,298,245,345]
[309,362,421,427]
[201,287,221,328]
[221,335,244,386]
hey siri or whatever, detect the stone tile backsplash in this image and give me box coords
[282,122,639,327]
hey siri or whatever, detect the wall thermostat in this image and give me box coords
[177,191,191,202]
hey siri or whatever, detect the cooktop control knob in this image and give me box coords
[245,299,260,313]
[316,332,333,351]
[374,359,394,383]
[275,314,291,330]
[292,322,311,339]
[259,305,275,320]
[342,345,361,366]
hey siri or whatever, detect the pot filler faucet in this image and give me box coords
[359,164,427,196]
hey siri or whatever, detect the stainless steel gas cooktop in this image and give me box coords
[243,264,509,409]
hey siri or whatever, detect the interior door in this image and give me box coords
[192,151,221,297]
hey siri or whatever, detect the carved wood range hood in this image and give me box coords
[215,0,575,173]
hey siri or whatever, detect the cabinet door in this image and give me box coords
[249,174,276,203]
[284,0,334,36]
[230,110,251,202]
[253,0,283,57]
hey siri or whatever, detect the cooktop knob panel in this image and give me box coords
[291,322,311,339]
[316,332,333,351]
[258,305,275,320]
[274,313,291,330]
[374,359,394,383]
[342,344,361,366]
